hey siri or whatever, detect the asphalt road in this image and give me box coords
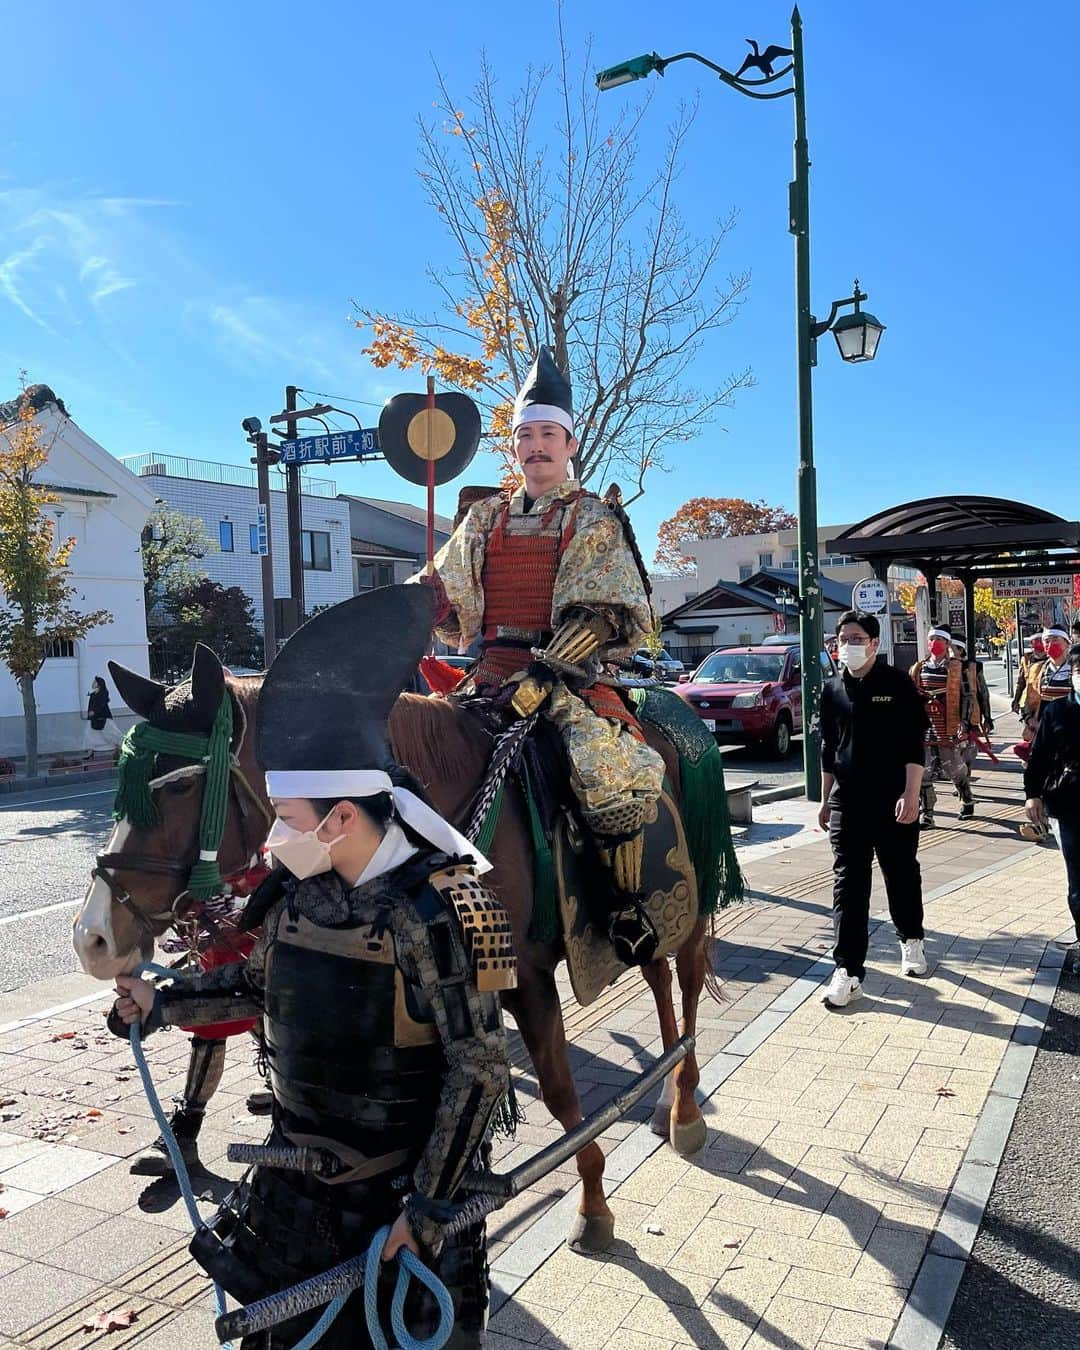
[0,782,116,993]
[941,962,1080,1348]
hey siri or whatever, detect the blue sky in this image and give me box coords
[3,1,1078,561]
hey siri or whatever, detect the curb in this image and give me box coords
[888,942,1064,1350]
[0,767,117,797]
[752,783,805,806]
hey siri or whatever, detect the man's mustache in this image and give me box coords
[524,453,553,463]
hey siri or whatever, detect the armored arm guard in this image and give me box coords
[107,921,270,1040]
[510,608,615,716]
[392,866,513,1253]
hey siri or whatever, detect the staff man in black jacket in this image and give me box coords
[819,611,930,1008]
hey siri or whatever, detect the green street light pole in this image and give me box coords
[789,8,822,801]
[597,9,885,802]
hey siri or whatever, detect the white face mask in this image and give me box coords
[1072,674,1080,696]
[266,808,346,880]
[839,642,873,673]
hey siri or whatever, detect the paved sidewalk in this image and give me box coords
[0,743,1069,1348]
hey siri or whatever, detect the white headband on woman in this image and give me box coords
[265,769,491,873]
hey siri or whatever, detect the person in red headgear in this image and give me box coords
[909,625,974,828]
[1025,626,1073,731]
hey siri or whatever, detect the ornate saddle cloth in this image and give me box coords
[554,787,697,1006]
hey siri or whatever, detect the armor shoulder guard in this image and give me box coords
[425,863,518,994]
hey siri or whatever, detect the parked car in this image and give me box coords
[674,644,837,758]
[633,647,684,679]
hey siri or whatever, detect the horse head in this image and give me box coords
[73,645,270,981]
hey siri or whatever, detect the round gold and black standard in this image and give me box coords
[378,391,482,486]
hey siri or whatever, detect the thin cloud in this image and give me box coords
[0,238,57,332]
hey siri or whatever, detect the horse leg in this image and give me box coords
[669,919,709,1157]
[640,957,679,1138]
[507,968,614,1253]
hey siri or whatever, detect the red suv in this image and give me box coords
[674,643,836,758]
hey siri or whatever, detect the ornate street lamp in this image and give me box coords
[816,281,886,364]
[597,11,886,801]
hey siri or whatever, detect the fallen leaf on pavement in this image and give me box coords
[644,1223,665,1235]
[82,1308,138,1333]
[724,1241,741,1248]
[86,1109,103,1119]
[116,1127,132,1135]
[51,1032,77,1042]
[935,1086,956,1098]
[0,1208,8,1219]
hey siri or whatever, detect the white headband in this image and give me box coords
[928,628,951,641]
[1043,627,1069,642]
[512,404,574,435]
[265,769,491,873]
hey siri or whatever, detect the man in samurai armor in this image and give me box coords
[110,588,514,1349]
[1022,625,1074,731]
[910,625,975,827]
[1012,632,1044,721]
[949,633,993,770]
[416,346,666,967]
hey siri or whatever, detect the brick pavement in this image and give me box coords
[0,746,1069,1348]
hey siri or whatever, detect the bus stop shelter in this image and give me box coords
[826,495,1080,655]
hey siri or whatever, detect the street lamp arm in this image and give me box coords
[809,285,869,339]
[655,51,794,101]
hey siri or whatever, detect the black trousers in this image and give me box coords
[829,802,924,981]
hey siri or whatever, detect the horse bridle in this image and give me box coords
[92,744,272,940]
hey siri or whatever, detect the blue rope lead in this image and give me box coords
[128,963,455,1350]
[128,963,235,1346]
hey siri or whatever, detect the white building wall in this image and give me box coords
[0,405,155,757]
[135,473,353,625]
[684,524,861,589]
[649,575,703,617]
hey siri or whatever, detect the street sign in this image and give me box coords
[255,504,268,557]
[279,428,380,465]
[991,576,1073,600]
[852,577,888,613]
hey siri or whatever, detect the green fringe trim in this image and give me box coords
[472,782,505,857]
[680,741,744,915]
[522,762,558,945]
[628,686,744,916]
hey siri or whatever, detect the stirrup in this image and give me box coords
[608,902,659,966]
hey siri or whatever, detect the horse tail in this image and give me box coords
[702,915,727,1005]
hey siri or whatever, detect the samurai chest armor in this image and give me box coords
[262,877,453,1161]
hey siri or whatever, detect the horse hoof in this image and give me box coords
[670,1116,707,1156]
[650,1103,671,1137]
[567,1212,615,1253]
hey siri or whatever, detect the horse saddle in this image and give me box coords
[553,786,698,1006]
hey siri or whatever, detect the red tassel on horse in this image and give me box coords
[420,654,467,695]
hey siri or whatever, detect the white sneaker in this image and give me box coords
[822,966,862,1009]
[900,938,928,976]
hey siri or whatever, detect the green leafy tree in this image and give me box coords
[141,505,214,619]
[164,579,261,671]
[0,390,111,776]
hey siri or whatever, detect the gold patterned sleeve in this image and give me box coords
[406,501,497,648]
[392,878,511,1254]
[553,502,654,658]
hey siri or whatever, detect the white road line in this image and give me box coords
[0,786,114,809]
[0,898,80,926]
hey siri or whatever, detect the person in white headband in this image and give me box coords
[111,587,513,1342]
[910,624,975,826]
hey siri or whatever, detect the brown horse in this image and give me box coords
[73,647,714,1252]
